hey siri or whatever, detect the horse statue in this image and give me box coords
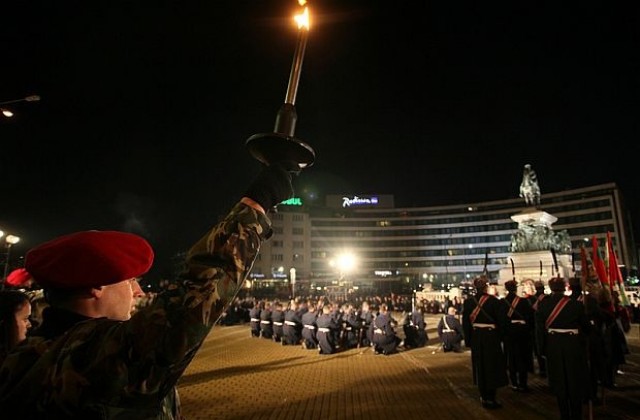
[519,164,541,207]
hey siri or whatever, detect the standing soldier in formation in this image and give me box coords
[535,277,591,420]
[503,280,534,392]
[529,280,548,377]
[569,276,605,404]
[462,276,508,409]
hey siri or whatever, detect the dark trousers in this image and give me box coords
[557,396,582,420]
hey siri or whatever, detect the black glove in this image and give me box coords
[244,163,294,210]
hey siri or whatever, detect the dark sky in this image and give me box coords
[2,1,639,277]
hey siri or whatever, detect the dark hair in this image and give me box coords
[0,290,31,358]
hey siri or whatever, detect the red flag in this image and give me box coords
[607,232,631,306]
[591,236,609,288]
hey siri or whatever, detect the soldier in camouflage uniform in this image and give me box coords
[0,163,293,419]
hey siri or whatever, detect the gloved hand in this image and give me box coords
[244,162,294,210]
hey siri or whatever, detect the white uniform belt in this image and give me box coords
[318,327,331,333]
[260,320,271,324]
[345,327,352,331]
[273,322,283,326]
[442,330,456,333]
[374,328,384,335]
[304,325,315,330]
[547,328,578,334]
[510,320,526,324]
[285,321,297,326]
[250,318,260,322]
[473,323,496,329]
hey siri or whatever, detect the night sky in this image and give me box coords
[2,1,639,278]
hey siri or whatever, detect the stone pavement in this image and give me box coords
[178,315,640,420]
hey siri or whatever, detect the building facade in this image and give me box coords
[248,183,637,296]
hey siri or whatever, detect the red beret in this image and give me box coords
[25,231,154,289]
[6,268,32,287]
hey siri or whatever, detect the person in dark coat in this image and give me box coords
[357,301,374,348]
[316,305,338,354]
[249,301,262,338]
[529,280,548,377]
[569,275,605,404]
[372,303,402,355]
[503,280,534,392]
[403,304,428,349]
[271,302,285,343]
[437,306,463,352]
[341,304,360,349]
[462,275,508,409]
[259,301,273,339]
[535,277,591,420]
[283,300,303,346]
[301,304,318,349]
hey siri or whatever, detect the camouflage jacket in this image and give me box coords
[0,202,272,419]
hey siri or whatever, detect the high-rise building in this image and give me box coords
[249,182,637,296]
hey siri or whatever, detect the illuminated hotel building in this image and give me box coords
[249,183,637,295]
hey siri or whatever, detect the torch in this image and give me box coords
[246,1,316,170]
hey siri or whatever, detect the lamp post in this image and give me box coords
[290,267,297,299]
[0,95,40,118]
[2,234,21,290]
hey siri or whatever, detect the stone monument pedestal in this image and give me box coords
[497,207,573,289]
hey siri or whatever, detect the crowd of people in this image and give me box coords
[245,296,430,355]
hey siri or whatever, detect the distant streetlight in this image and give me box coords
[0,94,41,118]
[2,234,21,289]
[290,267,297,299]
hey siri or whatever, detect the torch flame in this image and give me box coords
[294,6,310,30]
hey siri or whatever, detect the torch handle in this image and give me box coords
[285,29,308,105]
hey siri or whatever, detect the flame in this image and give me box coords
[294,6,310,30]
[298,0,307,6]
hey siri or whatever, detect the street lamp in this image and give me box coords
[0,94,40,118]
[2,234,21,289]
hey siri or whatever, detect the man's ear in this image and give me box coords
[90,287,103,298]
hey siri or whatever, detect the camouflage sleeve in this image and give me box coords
[128,202,271,366]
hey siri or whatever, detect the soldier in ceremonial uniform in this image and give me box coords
[0,163,294,418]
[357,301,374,347]
[529,280,548,377]
[503,280,534,392]
[371,303,402,355]
[283,300,302,346]
[259,301,273,339]
[403,303,428,349]
[301,303,318,350]
[249,300,262,338]
[437,306,463,352]
[316,305,338,354]
[271,301,285,343]
[535,277,591,420]
[462,275,508,409]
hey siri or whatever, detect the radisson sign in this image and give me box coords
[325,194,394,209]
